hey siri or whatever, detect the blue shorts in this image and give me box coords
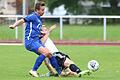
[25,38,45,55]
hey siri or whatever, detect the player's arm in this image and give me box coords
[9,18,25,29]
[41,24,56,44]
[48,24,56,33]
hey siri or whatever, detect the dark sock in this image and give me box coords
[69,64,81,74]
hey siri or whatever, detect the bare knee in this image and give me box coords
[38,47,52,57]
[64,62,70,67]
[46,53,52,58]
[41,51,52,58]
[42,50,52,57]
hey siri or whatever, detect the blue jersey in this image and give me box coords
[24,12,42,40]
[24,12,44,54]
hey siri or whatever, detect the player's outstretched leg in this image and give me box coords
[78,70,92,77]
[69,64,92,77]
[29,54,46,77]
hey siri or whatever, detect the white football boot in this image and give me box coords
[29,69,39,77]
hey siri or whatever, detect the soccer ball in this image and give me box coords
[88,60,99,71]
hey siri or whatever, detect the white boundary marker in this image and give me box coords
[0,43,23,46]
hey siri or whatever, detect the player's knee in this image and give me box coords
[42,51,52,58]
[64,62,70,67]
[69,64,81,74]
[42,52,50,57]
[47,53,52,58]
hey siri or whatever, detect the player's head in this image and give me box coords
[35,2,45,16]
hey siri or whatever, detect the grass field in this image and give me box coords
[0,24,120,41]
[0,45,120,80]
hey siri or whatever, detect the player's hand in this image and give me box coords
[9,25,15,29]
[41,26,48,34]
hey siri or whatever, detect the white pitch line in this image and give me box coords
[0,43,23,46]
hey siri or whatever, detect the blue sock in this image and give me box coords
[32,54,46,71]
[49,56,61,75]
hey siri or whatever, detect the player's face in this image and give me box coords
[38,6,45,16]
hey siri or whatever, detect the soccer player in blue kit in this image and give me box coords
[9,2,61,77]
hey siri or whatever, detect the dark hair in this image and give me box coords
[35,2,45,11]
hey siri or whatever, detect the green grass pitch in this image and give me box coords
[1,24,120,41]
[0,45,120,80]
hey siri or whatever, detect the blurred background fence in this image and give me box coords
[0,0,120,43]
[0,15,120,43]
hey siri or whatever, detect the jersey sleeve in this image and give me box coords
[24,14,34,22]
